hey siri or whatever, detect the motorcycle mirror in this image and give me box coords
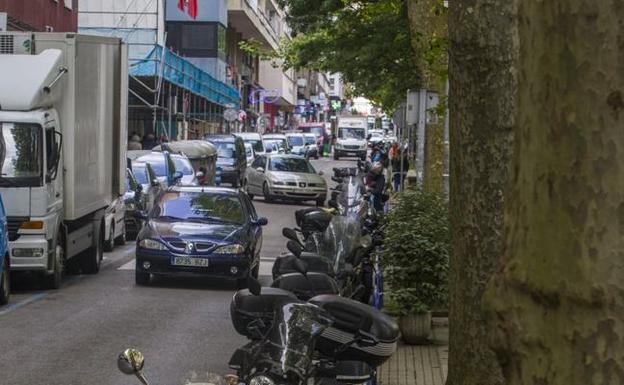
[282,228,302,245]
[117,349,150,385]
[293,257,308,276]
[247,276,262,296]
[286,240,303,257]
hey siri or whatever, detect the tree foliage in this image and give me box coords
[247,0,421,111]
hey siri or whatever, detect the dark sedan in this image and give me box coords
[134,186,267,287]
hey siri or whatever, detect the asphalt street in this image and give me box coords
[0,157,356,385]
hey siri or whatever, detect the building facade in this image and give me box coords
[0,0,78,32]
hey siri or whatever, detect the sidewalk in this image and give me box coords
[377,318,449,385]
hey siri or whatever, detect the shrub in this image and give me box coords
[382,189,450,315]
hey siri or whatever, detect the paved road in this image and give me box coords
[0,157,355,385]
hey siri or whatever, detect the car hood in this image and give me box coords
[148,220,245,243]
[268,171,326,185]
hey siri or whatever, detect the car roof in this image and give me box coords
[303,133,316,137]
[168,186,240,195]
[285,132,304,137]
[206,134,236,142]
[263,134,286,138]
[136,153,165,162]
[234,132,262,139]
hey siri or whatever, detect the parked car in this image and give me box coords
[264,139,287,154]
[263,133,290,153]
[234,132,266,157]
[285,132,309,157]
[206,135,247,187]
[303,133,320,159]
[244,154,327,206]
[135,151,183,187]
[134,186,268,287]
[0,195,9,305]
[124,169,148,240]
[368,130,385,146]
[153,140,218,186]
[104,197,126,252]
[244,142,255,166]
[130,161,163,210]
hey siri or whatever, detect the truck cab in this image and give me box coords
[334,117,368,160]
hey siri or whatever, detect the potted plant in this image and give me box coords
[382,189,449,344]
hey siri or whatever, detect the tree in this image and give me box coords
[485,1,624,384]
[265,0,421,111]
[446,0,515,384]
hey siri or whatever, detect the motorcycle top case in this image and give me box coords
[230,287,298,339]
[309,295,400,367]
[271,272,340,301]
[295,208,333,233]
[271,252,335,279]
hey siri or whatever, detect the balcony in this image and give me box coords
[228,0,280,50]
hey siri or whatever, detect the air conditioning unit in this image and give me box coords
[0,33,34,55]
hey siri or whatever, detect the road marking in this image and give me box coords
[0,292,47,317]
[118,259,136,271]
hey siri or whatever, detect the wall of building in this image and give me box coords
[0,0,78,32]
[165,0,227,24]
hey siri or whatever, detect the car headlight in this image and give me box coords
[270,177,284,185]
[213,244,245,254]
[138,239,167,250]
[249,375,276,385]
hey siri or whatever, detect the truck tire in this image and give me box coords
[43,245,63,290]
[104,221,115,252]
[0,255,10,305]
[81,223,103,274]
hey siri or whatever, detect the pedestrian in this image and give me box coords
[142,133,158,150]
[128,134,142,150]
[391,148,409,191]
[365,162,386,212]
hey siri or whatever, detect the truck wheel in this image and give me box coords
[44,245,63,290]
[104,222,115,252]
[81,224,103,274]
[0,255,10,305]
[115,223,126,246]
[135,270,150,285]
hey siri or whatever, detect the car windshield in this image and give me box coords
[265,140,282,151]
[172,156,194,175]
[269,157,316,173]
[213,142,236,158]
[246,139,264,153]
[304,136,316,145]
[288,136,304,146]
[154,192,245,224]
[339,127,366,140]
[0,122,43,185]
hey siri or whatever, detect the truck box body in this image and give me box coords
[0,33,128,220]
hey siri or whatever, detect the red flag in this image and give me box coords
[177,0,185,11]
[188,0,198,19]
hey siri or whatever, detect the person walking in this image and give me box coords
[391,147,409,191]
[127,134,143,150]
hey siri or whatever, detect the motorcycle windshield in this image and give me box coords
[337,175,368,220]
[267,302,331,379]
[316,215,362,271]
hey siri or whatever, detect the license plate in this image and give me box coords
[172,257,209,267]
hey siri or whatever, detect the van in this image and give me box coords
[234,132,266,157]
[205,135,247,187]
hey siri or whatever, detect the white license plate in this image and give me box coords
[172,257,209,267]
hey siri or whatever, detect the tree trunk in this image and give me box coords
[446,0,515,384]
[486,1,624,384]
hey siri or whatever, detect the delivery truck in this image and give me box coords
[334,116,368,160]
[0,33,128,288]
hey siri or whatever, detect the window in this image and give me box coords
[155,192,245,224]
[166,22,223,58]
[269,157,315,174]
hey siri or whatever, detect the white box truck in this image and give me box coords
[0,33,127,288]
[334,116,368,160]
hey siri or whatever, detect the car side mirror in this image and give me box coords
[256,167,264,173]
[135,184,143,193]
[117,349,149,385]
[253,217,268,226]
[173,171,183,180]
[367,134,372,140]
[286,240,303,257]
[151,179,160,187]
[282,228,301,245]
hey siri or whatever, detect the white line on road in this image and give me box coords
[118,259,136,271]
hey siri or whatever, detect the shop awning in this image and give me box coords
[130,45,240,107]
